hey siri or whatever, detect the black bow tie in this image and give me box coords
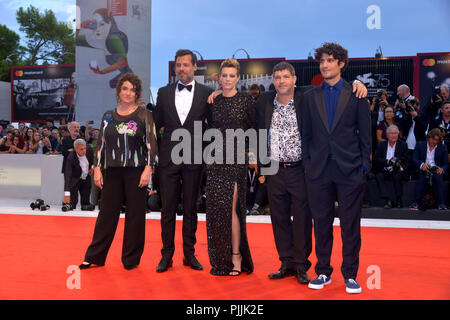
[178,83,193,92]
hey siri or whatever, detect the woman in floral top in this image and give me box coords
[79,73,157,270]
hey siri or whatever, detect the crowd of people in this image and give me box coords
[1,44,448,295]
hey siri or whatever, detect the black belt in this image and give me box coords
[279,161,302,168]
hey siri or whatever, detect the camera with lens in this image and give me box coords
[431,87,443,105]
[405,104,415,113]
[387,157,402,172]
[62,203,73,212]
[374,91,383,104]
[30,199,50,211]
[424,166,439,186]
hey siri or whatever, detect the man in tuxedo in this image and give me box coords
[409,128,448,210]
[63,138,95,210]
[373,125,409,208]
[302,43,371,294]
[257,62,367,285]
[153,49,213,272]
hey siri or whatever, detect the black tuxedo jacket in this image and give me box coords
[256,86,313,167]
[302,80,372,179]
[64,148,94,192]
[373,140,410,173]
[153,81,213,170]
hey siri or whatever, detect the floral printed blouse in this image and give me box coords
[94,107,157,169]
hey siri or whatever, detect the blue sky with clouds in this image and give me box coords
[1,0,449,99]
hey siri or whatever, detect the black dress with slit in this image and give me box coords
[205,92,256,275]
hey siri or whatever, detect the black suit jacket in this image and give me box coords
[256,86,313,167]
[302,80,372,179]
[153,81,213,170]
[373,140,410,173]
[60,135,81,173]
[412,141,448,172]
[64,148,94,192]
[400,112,429,145]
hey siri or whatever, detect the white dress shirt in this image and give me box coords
[386,142,396,161]
[175,80,195,125]
[425,143,437,167]
[77,153,89,179]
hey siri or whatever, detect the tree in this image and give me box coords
[0,24,23,82]
[16,5,75,65]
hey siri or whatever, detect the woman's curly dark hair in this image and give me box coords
[314,42,349,72]
[115,73,143,105]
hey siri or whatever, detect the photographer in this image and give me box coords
[370,89,389,153]
[431,100,450,169]
[424,85,449,122]
[63,138,95,211]
[373,125,409,208]
[409,128,448,210]
[400,97,429,178]
[394,84,414,120]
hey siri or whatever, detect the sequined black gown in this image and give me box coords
[205,92,256,275]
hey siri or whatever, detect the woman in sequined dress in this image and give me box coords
[205,59,256,276]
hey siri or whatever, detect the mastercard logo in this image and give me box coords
[422,59,436,67]
[15,70,24,77]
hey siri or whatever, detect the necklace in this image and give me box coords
[118,104,137,115]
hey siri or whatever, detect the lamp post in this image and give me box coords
[232,48,250,59]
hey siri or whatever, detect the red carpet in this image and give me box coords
[0,214,449,300]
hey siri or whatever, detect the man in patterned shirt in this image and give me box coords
[257,62,313,284]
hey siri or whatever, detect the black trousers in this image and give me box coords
[84,167,147,266]
[375,171,403,201]
[159,164,202,258]
[306,158,366,280]
[70,177,91,209]
[414,173,445,205]
[266,164,312,272]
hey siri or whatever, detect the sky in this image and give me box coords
[1,0,449,101]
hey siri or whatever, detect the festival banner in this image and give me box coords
[11,64,75,122]
[290,57,415,105]
[417,52,450,109]
[169,58,285,93]
[76,0,151,126]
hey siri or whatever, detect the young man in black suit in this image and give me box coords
[63,138,94,210]
[302,43,371,294]
[153,49,213,272]
[409,128,448,210]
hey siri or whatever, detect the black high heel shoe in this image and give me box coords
[229,253,242,276]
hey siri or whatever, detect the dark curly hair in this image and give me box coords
[115,73,143,105]
[314,42,349,73]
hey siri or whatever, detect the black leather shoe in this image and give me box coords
[268,266,297,279]
[79,262,92,270]
[384,200,393,209]
[124,264,137,270]
[156,256,173,273]
[81,204,96,211]
[183,255,203,271]
[297,271,310,284]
